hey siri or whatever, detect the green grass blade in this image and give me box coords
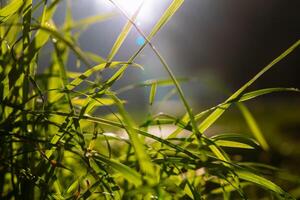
[67,62,124,90]
[109,93,157,185]
[148,0,184,39]
[32,23,91,66]
[237,103,269,150]
[238,87,300,102]
[236,170,293,199]
[0,0,23,21]
[106,1,143,62]
[211,134,259,149]
[214,140,255,149]
[31,0,59,50]
[198,40,300,134]
[149,82,157,105]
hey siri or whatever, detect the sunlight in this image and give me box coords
[98,0,155,23]
[114,0,154,22]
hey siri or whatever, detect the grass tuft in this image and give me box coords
[0,0,299,199]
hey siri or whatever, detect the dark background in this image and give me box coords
[171,0,300,88]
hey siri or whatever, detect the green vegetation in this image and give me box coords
[0,0,299,199]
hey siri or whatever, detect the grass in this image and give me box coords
[0,0,300,199]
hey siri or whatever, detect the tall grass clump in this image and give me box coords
[1,0,299,199]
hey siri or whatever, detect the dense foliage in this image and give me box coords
[0,0,299,199]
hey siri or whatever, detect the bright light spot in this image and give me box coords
[95,0,165,46]
[96,0,155,23]
[114,0,148,16]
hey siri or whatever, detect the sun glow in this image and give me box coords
[98,0,155,23]
[114,0,148,15]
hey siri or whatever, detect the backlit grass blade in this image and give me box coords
[106,1,143,62]
[194,87,300,122]
[236,170,293,199]
[149,82,157,105]
[148,0,184,39]
[31,0,59,51]
[198,40,300,134]
[72,97,118,107]
[237,103,269,151]
[196,87,299,124]
[109,93,157,185]
[72,96,124,114]
[84,51,106,63]
[237,87,300,102]
[214,140,255,149]
[211,134,259,149]
[207,143,230,162]
[67,62,124,90]
[0,0,23,22]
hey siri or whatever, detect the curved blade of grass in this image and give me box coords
[194,87,300,122]
[237,103,269,151]
[237,87,300,102]
[236,170,293,199]
[211,133,259,149]
[198,40,300,134]
[214,140,255,149]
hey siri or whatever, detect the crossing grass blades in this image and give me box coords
[0,0,300,199]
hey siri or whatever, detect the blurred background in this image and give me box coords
[38,0,300,188]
